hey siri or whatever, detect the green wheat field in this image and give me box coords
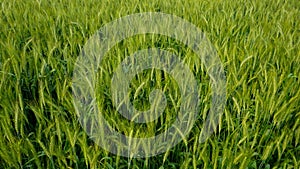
[0,0,299,168]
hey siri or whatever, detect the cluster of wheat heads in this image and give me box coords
[0,0,299,168]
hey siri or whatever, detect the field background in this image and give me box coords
[0,0,299,168]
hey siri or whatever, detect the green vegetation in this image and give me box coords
[0,0,299,168]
